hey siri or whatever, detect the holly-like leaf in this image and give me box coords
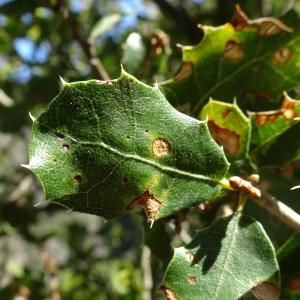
[162,214,280,300]
[250,92,300,167]
[161,6,300,115]
[26,70,229,222]
[200,99,251,160]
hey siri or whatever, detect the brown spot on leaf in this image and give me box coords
[273,47,292,65]
[250,17,293,36]
[229,176,261,199]
[173,62,193,82]
[74,175,84,184]
[62,143,69,152]
[160,286,178,300]
[144,129,150,135]
[152,138,171,158]
[187,276,197,285]
[253,92,299,126]
[121,176,129,184]
[231,4,249,31]
[127,191,161,223]
[223,40,245,62]
[208,121,240,156]
[231,4,292,36]
[222,109,232,118]
[251,281,280,300]
[55,132,65,139]
[185,251,195,262]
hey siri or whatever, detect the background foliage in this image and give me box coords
[2,0,300,299]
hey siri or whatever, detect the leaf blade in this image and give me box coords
[161,9,300,115]
[163,214,280,300]
[27,71,229,221]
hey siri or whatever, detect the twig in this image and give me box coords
[229,176,300,233]
[253,190,300,234]
[56,0,110,80]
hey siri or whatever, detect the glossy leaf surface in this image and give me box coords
[161,8,300,115]
[27,71,229,221]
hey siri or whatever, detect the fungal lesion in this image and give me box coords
[253,92,300,126]
[223,40,245,62]
[152,138,171,158]
[231,4,292,36]
[73,174,85,184]
[121,176,129,184]
[62,143,70,152]
[126,191,161,224]
[160,286,178,300]
[273,47,292,65]
[187,276,197,285]
[173,62,193,82]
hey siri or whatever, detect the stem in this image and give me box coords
[228,176,300,233]
[57,0,110,80]
[253,190,300,234]
[237,193,247,213]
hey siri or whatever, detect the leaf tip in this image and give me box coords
[153,80,160,90]
[29,112,36,122]
[20,163,32,170]
[120,64,127,76]
[150,219,155,228]
[59,75,68,87]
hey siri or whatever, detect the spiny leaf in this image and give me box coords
[160,7,300,115]
[200,99,251,160]
[250,92,300,167]
[26,70,229,222]
[162,214,280,300]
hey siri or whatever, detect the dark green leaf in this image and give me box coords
[162,214,280,300]
[27,70,229,222]
[161,8,300,115]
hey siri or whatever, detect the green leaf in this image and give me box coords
[160,8,300,115]
[89,14,121,41]
[26,70,229,222]
[250,92,300,167]
[200,99,251,160]
[162,214,280,300]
